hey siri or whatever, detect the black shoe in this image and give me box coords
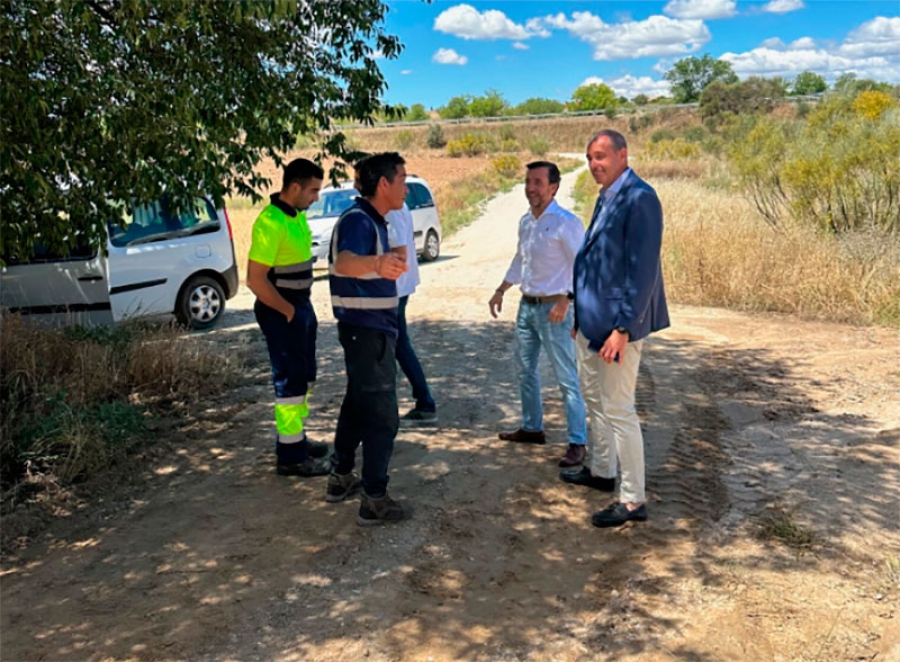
[326,471,363,503]
[559,466,616,492]
[276,456,331,477]
[591,502,648,528]
[306,439,329,458]
[498,428,546,444]
[399,408,438,427]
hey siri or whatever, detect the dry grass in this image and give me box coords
[0,317,245,500]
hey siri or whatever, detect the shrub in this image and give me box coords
[394,129,415,150]
[649,129,676,144]
[426,124,446,149]
[683,126,706,143]
[446,132,497,157]
[492,154,521,178]
[644,139,701,160]
[499,123,516,141]
[628,114,654,133]
[501,138,519,153]
[529,137,550,156]
[852,90,898,120]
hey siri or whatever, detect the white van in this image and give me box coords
[307,175,442,267]
[0,196,239,330]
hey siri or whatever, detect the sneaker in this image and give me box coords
[591,502,648,528]
[358,492,409,526]
[399,409,438,427]
[558,443,586,467]
[326,472,363,503]
[276,456,331,477]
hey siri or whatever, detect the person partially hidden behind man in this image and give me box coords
[563,129,669,528]
[488,161,589,468]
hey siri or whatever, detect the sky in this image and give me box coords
[374,1,900,108]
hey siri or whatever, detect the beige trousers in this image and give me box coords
[575,331,645,504]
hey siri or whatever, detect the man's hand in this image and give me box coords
[599,329,629,364]
[548,299,569,323]
[489,290,504,318]
[285,305,296,323]
[375,253,408,280]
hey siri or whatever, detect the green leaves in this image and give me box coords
[1,0,401,261]
[665,54,738,103]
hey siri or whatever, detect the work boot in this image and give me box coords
[276,456,331,477]
[357,492,409,526]
[325,471,363,503]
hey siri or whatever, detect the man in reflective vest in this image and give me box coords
[326,152,410,525]
[247,158,330,476]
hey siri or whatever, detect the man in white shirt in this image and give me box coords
[488,161,588,467]
[387,202,437,426]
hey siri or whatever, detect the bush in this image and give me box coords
[426,124,446,149]
[683,126,706,143]
[499,123,516,141]
[649,129,676,144]
[446,132,497,157]
[529,137,550,156]
[644,139,701,160]
[492,154,521,178]
[852,90,898,120]
[394,129,415,150]
[501,138,519,153]
[628,114,654,133]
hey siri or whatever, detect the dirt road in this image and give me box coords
[2,168,899,662]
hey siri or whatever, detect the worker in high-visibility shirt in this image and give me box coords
[247,158,330,476]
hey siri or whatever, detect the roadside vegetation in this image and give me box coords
[0,318,244,528]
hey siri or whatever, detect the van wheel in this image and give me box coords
[421,229,440,262]
[176,276,225,330]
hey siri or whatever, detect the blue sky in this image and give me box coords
[375,1,900,108]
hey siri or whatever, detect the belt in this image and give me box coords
[521,294,562,305]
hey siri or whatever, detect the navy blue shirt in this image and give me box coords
[329,198,399,337]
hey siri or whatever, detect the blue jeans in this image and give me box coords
[396,295,435,412]
[514,300,587,446]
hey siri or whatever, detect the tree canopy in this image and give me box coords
[439,96,471,119]
[664,54,738,103]
[1,0,401,261]
[570,82,618,111]
[514,97,565,115]
[791,71,827,96]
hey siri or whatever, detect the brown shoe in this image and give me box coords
[498,428,546,444]
[558,443,586,467]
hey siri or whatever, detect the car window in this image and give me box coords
[306,189,358,220]
[2,238,97,265]
[108,197,218,247]
[406,183,434,210]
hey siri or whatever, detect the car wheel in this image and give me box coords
[421,229,440,262]
[176,275,225,330]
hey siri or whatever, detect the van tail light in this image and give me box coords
[223,206,234,241]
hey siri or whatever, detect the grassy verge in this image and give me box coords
[0,317,244,512]
[571,162,900,326]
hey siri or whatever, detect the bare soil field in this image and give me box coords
[2,168,898,662]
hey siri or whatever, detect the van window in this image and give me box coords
[1,237,96,265]
[306,189,358,220]
[108,197,219,247]
[406,183,434,210]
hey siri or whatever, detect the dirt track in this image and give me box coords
[2,168,899,662]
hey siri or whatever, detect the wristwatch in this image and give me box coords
[615,326,629,335]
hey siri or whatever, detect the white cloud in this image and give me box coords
[841,16,900,58]
[761,0,804,14]
[372,49,385,60]
[663,0,737,20]
[581,75,671,99]
[721,16,900,83]
[432,48,468,66]
[434,4,541,40]
[400,70,412,75]
[512,41,529,50]
[540,12,711,60]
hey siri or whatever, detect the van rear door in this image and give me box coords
[0,244,114,327]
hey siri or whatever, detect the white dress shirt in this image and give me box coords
[386,203,420,298]
[504,199,585,297]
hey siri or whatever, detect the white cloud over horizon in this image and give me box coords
[512,42,529,50]
[432,48,468,66]
[663,0,737,20]
[541,11,711,60]
[581,75,672,99]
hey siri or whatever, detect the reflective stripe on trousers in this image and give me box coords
[275,394,310,444]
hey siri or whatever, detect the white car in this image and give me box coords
[307,175,442,267]
[1,196,239,330]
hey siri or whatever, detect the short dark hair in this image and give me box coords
[525,161,561,185]
[586,129,628,153]
[283,158,324,190]
[356,152,405,197]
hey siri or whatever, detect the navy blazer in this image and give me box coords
[573,171,670,351]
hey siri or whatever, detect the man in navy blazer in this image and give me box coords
[560,129,670,528]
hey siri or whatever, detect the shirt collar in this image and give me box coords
[529,198,561,221]
[356,197,388,226]
[602,168,632,200]
[270,193,297,218]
